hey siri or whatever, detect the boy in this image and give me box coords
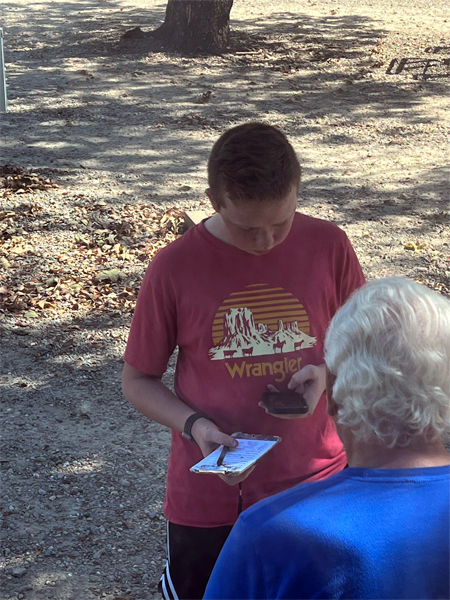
[122,122,365,599]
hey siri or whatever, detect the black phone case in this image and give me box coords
[262,390,309,414]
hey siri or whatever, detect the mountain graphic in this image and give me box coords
[209,307,316,361]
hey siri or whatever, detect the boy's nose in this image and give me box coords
[254,229,274,252]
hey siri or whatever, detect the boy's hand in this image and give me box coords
[259,364,326,419]
[191,418,256,486]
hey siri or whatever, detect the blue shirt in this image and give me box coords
[204,466,450,599]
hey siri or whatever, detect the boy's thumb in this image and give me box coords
[221,434,238,448]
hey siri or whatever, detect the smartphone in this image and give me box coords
[261,390,309,414]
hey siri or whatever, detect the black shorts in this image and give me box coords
[159,521,232,600]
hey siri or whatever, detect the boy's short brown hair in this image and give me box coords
[207,122,301,206]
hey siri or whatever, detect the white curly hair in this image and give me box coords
[324,277,450,448]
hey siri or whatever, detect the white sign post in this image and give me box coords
[0,28,7,113]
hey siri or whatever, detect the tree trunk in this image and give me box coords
[154,0,234,54]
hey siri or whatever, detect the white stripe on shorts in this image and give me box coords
[160,521,179,600]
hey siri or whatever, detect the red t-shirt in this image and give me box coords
[124,213,365,527]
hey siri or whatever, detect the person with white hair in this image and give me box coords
[204,277,450,600]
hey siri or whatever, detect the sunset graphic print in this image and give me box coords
[209,283,316,361]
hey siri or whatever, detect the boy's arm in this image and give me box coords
[122,362,254,485]
[122,361,200,433]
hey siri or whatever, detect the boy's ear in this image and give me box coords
[325,367,339,417]
[205,188,220,212]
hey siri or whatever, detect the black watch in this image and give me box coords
[182,412,212,444]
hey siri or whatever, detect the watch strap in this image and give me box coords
[182,412,212,444]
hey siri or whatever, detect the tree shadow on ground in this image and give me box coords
[1,1,448,271]
[2,3,447,186]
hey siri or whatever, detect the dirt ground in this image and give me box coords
[0,0,449,598]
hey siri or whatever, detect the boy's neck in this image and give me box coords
[204,213,231,244]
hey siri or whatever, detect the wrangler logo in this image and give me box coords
[225,357,303,383]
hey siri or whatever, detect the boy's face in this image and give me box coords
[209,187,298,255]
